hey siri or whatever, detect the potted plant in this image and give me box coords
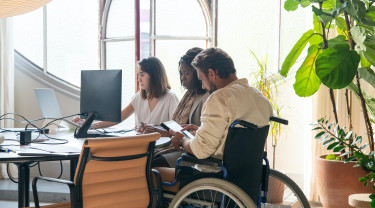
[281,0,375,207]
[249,52,286,203]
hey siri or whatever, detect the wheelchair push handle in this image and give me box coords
[270,116,288,125]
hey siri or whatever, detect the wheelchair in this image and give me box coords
[156,117,310,208]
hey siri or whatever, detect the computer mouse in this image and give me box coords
[0,133,4,144]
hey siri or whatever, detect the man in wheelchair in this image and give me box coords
[154,47,273,207]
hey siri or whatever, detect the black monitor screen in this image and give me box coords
[74,70,122,138]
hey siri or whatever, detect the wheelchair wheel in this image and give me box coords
[263,169,310,208]
[169,178,256,208]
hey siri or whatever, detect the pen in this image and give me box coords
[0,148,16,153]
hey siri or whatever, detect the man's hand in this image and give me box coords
[181,124,199,135]
[143,126,172,137]
[169,129,185,149]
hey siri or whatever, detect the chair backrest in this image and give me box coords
[223,121,269,205]
[73,132,160,208]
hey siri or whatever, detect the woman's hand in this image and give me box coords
[181,124,199,136]
[72,117,85,126]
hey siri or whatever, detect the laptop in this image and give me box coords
[34,88,80,128]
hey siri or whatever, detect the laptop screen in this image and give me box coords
[34,88,63,119]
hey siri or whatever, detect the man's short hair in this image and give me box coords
[191,48,236,78]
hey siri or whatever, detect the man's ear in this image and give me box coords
[208,68,216,80]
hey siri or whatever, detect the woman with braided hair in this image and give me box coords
[139,47,210,168]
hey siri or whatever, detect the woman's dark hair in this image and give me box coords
[192,47,236,78]
[138,57,171,99]
[179,47,205,94]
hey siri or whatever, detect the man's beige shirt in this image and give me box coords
[190,78,273,159]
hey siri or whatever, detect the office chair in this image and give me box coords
[30,132,161,208]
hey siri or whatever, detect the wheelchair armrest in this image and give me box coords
[181,153,222,168]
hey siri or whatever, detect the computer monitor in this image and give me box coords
[74,70,122,138]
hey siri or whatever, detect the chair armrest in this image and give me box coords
[32,176,75,208]
[33,176,74,186]
[181,153,222,168]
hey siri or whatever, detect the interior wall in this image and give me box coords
[14,67,79,179]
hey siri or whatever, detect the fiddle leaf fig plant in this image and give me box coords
[283,0,375,205]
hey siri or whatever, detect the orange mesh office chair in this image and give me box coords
[30,132,161,208]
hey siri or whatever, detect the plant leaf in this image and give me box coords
[284,0,300,11]
[323,137,335,146]
[301,0,311,7]
[312,126,323,130]
[347,0,367,23]
[281,29,315,77]
[319,134,330,143]
[315,131,326,139]
[315,44,360,89]
[352,26,375,66]
[312,5,335,24]
[347,82,375,118]
[359,68,375,89]
[345,130,353,140]
[361,55,372,68]
[327,142,340,150]
[352,136,363,145]
[293,44,322,97]
[333,145,346,152]
[344,156,356,163]
[310,14,323,45]
[335,17,347,32]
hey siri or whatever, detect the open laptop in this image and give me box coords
[34,88,80,128]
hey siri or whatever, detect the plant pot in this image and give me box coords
[266,176,285,203]
[315,154,374,208]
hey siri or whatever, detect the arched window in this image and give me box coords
[14,0,214,128]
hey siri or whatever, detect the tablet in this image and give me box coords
[161,120,194,139]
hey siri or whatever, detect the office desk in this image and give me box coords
[0,129,170,208]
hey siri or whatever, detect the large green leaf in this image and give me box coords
[281,29,315,77]
[312,5,335,24]
[293,45,322,97]
[367,6,375,21]
[315,44,360,89]
[347,82,375,118]
[359,68,375,89]
[335,17,347,32]
[352,26,375,66]
[322,0,336,9]
[347,0,367,22]
[284,0,300,11]
[361,55,372,67]
[301,0,311,7]
[319,35,347,48]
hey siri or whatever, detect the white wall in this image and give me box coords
[14,68,79,179]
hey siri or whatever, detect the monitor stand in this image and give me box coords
[74,112,114,138]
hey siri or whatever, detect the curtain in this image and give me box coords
[0,18,15,179]
[310,85,367,201]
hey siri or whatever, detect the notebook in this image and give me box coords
[34,88,80,128]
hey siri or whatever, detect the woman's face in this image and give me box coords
[179,63,195,89]
[137,65,150,90]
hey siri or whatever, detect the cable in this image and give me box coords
[7,163,18,183]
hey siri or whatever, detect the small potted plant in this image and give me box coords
[249,51,286,203]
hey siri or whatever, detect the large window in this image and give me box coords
[14,0,99,87]
[14,0,310,129]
